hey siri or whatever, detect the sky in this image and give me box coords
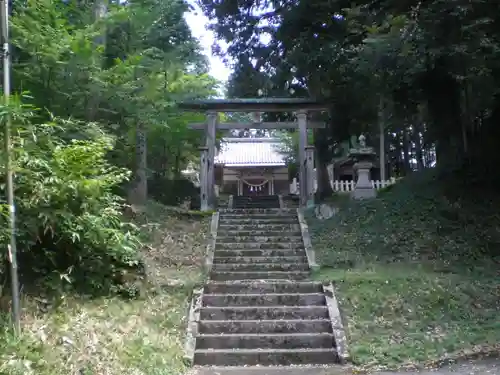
[184,3,232,84]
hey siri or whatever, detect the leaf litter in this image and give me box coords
[0,200,210,375]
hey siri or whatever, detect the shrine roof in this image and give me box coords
[178,98,329,112]
[215,138,287,167]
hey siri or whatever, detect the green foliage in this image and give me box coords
[310,170,500,265]
[148,176,199,208]
[0,102,141,294]
[307,170,500,368]
[11,0,218,186]
[0,0,219,294]
[199,0,500,177]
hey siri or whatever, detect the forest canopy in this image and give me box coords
[197,0,500,195]
[0,0,218,294]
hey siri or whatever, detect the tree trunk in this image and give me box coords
[315,157,333,199]
[378,97,386,180]
[393,132,403,176]
[174,151,181,177]
[131,121,148,205]
[86,0,108,121]
[313,128,333,200]
[402,126,411,174]
[413,106,425,170]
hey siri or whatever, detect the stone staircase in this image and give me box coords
[193,196,339,366]
[232,195,280,209]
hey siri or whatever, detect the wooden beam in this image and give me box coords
[179,98,330,112]
[188,121,325,130]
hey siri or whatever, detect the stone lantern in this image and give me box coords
[348,134,377,199]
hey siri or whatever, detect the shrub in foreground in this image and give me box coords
[0,104,142,295]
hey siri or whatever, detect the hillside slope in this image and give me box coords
[0,201,210,375]
[307,170,500,371]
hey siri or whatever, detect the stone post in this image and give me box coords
[352,161,376,199]
[305,146,315,208]
[206,111,217,208]
[297,110,308,207]
[199,147,209,211]
[349,134,377,200]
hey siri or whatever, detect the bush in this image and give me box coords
[148,176,199,208]
[0,104,142,295]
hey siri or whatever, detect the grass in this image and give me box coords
[0,200,210,375]
[307,170,500,371]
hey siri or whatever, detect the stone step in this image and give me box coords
[195,365,346,375]
[232,206,281,209]
[220,209,294,214]
[204,281,323,294]
[232,200,279,203]
[214,249,306,257]
[193,348,339,366]
[202,293,325,307]
[210,271,310,281]
[211,263,309,272]
[198,319,333,334]
[199,306,329,320]
[216,230,302,237]
[232,208,282,210]
[232,200,280,204]
[216,236,303,244]
[219,219,299,225]
[216,243,304,250]
[218,224,301,231]
[234,194,278,200]
[196,332,335,350]
[213,255,307,264]
[220,214,296,220]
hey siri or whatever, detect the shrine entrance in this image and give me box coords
[241,178,269,196]
[178,98,329,210]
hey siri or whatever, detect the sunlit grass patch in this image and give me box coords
[0,200,209,375]
[313,266,500,370]
[0,290,190,375]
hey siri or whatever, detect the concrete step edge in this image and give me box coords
[216,236,303,239]
[205,280,322,285]
[202,293,324,297]
[197,333,334,338]
[200,306,327,311]
[213,256,306,260]
[219,217,297,219]
[214,250,305,252]
[215,244,304,247]
[212,263,308,267]
[194,348,336,353]
[212,270,309,280]
[210,270,309,273]
[212,257,306,261]
[199,319,331,323]
[213,253,306,256]
[213,256,306,259]
[216,233,302,235]
[193,365,342,370]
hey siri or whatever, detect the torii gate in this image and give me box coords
[178,98,329,210]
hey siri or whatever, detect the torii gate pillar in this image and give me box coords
[205,112,217,209]
[297,110,309,207]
